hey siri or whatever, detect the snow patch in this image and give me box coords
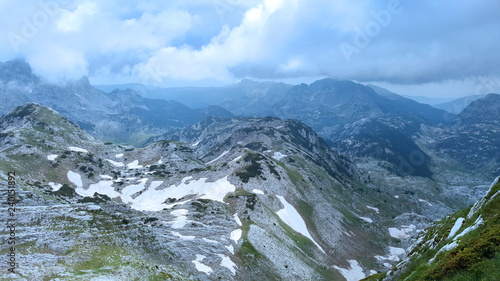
[453,216,483,241]
[389,247,405,256]
[75,180,119,198]
[127,160,143,169]
[375,247,405,263]
[192,255,212,274]
[230,156,242,163]
[105,159,124,167]
[252,189,264,195]
[170,209,190,229]
[388,225,416,239]
[334,260,365,281]
[74,175,235,212]
[359,217,373,223]
[276,195,325,253]
[233,213,242,226]
[367,206,379,213]
[230,229,242,243]
[447,217,465,239]
[468,176,500,219]
[207,150,229,165]
[120,179,149,203]
[272,151,287,160]
[171,231,195,240]
[48,182,62,191]
[218,254,237,275]
[68,146,88,153]
[429,241,459,264]
[419,199,432,206]
[202,238,218,244]
[115,153,123,158]
[67,171,82,188]
[47,154,58,161]
[100,175,113,180]
[226,245,234,254]
[131,176,235,211]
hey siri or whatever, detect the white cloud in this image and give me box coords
[134,0,293,82]
[0,0,499,97]
[27,44,88,82]
[57,2,97,32]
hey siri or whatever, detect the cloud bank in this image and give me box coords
[0,0,499,96]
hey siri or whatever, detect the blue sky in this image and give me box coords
[1,0,499,98]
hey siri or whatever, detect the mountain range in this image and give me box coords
[0,59,499,280]
[0,60,233,145]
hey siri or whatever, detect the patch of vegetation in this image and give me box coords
[245,142,268,151]
[277,161,303,185]
[77,193,111,204]
[361,272,387,281]
[267,162,281,180]
[143,217,159,224]
[235,152,264,183]
[246,194,257,210]
[392,181,500,281]
[52,184,76,198]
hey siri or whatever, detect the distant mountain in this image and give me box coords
[0,59,233,145]
[274,79,449,139]
[430,94,500,177]
[99,78,500,178]
[272,79,451,177]
[0,59,39,84]
[97,79,294,116]
[434,94,487,114]
[3,59,498,179]
[400,95,454,105]
[367,84,408,100]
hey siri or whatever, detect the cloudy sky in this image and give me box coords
[1,0,499,98]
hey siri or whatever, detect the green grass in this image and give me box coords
[391,180,500,281]
[276,161,303,185]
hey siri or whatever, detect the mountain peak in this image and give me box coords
[0,59,38,83]
[0,103,96,152]
[460,93,500,123]
[1,103,74,129]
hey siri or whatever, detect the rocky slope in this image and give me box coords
[0,103,480,280]
[424,94,500,178]
[365,176,500,281]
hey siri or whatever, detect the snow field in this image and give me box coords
[275,195,325,253]
[333,260,365,281]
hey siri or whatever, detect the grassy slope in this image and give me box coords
[364,178,500,281]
